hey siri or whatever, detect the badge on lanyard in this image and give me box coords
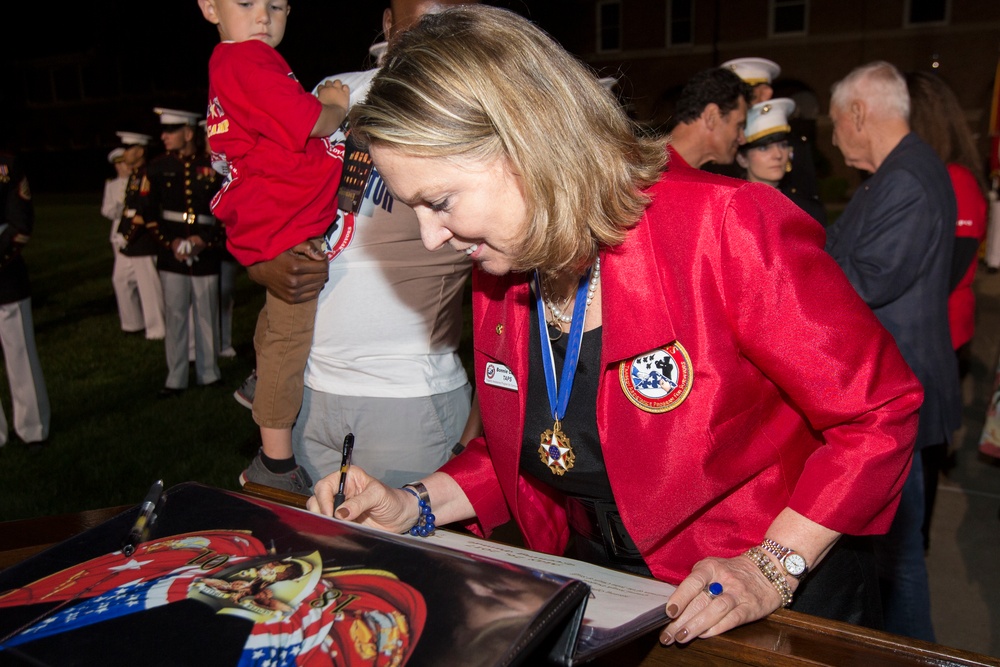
[619,342,693,413]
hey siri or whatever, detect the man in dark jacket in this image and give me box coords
[825,60,960,643]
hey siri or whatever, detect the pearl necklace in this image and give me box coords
[542,257,601,326]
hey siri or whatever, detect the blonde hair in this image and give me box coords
[350,5,666,273]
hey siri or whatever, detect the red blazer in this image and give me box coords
[440,167,922,584]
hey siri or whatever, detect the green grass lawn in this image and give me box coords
[0,193,266,521]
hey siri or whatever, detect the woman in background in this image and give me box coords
[905,71,989,545]
[736,98,827,225]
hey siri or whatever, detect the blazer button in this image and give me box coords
[496,324,504,335]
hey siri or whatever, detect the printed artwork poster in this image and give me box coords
[0,483,588,667]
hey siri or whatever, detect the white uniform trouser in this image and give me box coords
[112,251,166,339]
[0,298,50,445]
[160,271,220,389]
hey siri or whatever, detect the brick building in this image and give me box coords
[556,0,1000,199]
[5,1,998,197]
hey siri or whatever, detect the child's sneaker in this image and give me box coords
[234,370,256,410]
[239,449,313,494]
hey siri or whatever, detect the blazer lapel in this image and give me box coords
[601,215,678,366]
[473,270,533,513]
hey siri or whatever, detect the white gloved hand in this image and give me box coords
[176,239,194,266]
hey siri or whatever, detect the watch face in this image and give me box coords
[784,553,807,576]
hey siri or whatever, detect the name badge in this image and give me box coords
[484,362,518,391]
[619,342,693,413]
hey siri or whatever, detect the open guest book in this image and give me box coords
[0,483,675,666]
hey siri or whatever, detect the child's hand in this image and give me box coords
[311,80,351,138]
[317,79,350,110]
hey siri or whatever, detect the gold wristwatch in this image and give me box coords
[760,538,809,579]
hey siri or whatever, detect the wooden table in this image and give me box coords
[1,485,996,667]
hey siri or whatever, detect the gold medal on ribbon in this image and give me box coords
[532,261,598,478]
[539,420,575,476]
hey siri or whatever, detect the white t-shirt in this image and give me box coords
[305,69,472,398]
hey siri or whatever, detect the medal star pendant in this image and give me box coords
[539,422,575,476]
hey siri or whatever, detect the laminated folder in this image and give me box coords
[0,483,674,666]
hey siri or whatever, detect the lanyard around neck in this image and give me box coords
[533,266,592,423]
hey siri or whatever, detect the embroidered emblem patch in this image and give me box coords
[322,210,356,262]
[619,342,693,413]
[484,362,518,391]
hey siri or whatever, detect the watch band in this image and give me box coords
[760,538,810,579]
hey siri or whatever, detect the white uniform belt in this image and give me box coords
[162,210,216,225]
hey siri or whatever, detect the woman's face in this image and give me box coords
[738,140,791,187]
[370,146,531,276]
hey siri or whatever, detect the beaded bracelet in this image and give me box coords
[401,483,436,537]
[744,546,794,608]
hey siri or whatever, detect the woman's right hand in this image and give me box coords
[307,466,419,534]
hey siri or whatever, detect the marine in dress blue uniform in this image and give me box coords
[113,132,166,340]
[715,57,824,220]
[0,151,49,445]
[140,108,224,397]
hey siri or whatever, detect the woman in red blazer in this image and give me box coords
[309,6,923,645]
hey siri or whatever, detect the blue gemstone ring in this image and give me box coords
[705,582,724,598]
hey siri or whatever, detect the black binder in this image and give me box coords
[0,482,678,665]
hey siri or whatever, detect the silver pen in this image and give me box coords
[121,479,164,557]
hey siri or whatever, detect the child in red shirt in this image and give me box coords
[199,0,350,492]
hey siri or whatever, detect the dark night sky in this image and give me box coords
[10,2,572,90]
[4,2,576,189]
